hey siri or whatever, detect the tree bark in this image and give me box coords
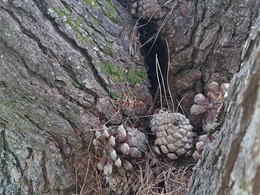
[0,0,152,194]
[0,0,259,194]
[126,0,259,131]
[188,16,260,195]
[163,0,259,129]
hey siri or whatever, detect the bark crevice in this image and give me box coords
[0,0,259,194]
[31,0,111,96]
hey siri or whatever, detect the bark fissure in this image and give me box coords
[40,152,50,192]
[24,115,46,135]
[0,0,259,194]
[222,0,232,11]
[0,13,57,94]
[138,20,169,102]
[2,1,114,126]
[253,166,260,195]
[1,6,49,56]
[56,110,81,139]
[31,0,110,96]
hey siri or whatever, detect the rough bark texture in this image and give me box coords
[164,0,259,129]
[0,0,152,194]
[188,17,260,195]
[0,0,259,194]
[126,0,259,131]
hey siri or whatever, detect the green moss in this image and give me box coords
[181,58,189,66]
[195,18,200,30]
[75,83,85,90]
[102,60,125,82]
[83,0,117,21]
[53,8,82,40]
[103,42,115,57]
[84,0,99,9]
[185,68,197,77]
[127,70,148,85]
[66,17,88,45]
[82,59,89,68]
[53,8,96,46]
[52,7,70,18]
[110,92,123,100]
[102,60,148,85]
[93,17,101,26]
[104,0,117,21]
[127,72,139,85]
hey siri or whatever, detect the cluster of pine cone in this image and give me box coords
[93,110,210,194]
[92,82,227,193]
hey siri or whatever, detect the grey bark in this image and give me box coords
[159,0,259,126]
[0,0,152,194]
[188,16,260,195]
[126,0,259,131]
[0,0,259,194]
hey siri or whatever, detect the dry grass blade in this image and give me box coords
[165,39,174,112]
[134,147,193,195]
[80,135,93,194]
[176,94,186,115]
[156,54,170,110]
[104,94,130,126]
[129,6,160,57]
[155,54,163,109]
[135,162,192,195]
[78,136,110,195]
[163,166,192,194]
[140,2,176,56]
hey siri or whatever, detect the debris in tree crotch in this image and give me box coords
[150,109,195,160]
[93,124,148,175]
[190,82,229,132]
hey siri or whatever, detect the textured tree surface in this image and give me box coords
[126,0,259,131]
[188,17,260,195]
[0,0,259,194]
[0,0,152,194]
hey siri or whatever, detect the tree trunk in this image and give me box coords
[0,0,152,194]
[124,0,259,131]
[188,16,260,195]
[0,0,259,194]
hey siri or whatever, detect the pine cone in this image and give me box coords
[107,170,139,195]
[192,134,210,161]
[93,125,148,175]
[190,82,229,132]
[129,0,165,20]
[150,109,195,160]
